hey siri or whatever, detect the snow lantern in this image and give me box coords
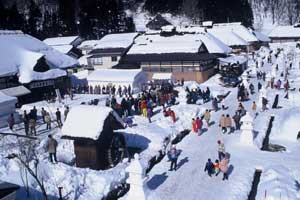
[126,154,146,200]
[240,112,254,146]
[258,87,267,109]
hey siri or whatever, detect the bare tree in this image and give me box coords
[7,138,48,200]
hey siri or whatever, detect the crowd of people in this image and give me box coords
[11,106,70,136]
[186,87,211,104]
[106,86,178,124]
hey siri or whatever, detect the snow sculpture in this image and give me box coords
[126,153,146,200]
[240,112,254,146]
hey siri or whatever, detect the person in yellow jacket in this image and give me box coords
[204,109,211,127]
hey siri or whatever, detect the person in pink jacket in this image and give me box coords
[220,157,229,180]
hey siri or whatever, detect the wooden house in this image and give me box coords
[85,33,139,70]
[61,105,125,170]
[118,31,231,83]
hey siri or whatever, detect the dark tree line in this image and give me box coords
[144,0,254,27]
[0,0,135,40]
[0,0,254,39]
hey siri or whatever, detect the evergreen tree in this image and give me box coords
[0,2,8,29]
[25,0,42,38]
[58,0,77,35]
[6,3,25,30]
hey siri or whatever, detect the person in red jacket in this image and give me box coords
[196,117,203,135]
[192,118,197,133]
[170,110,176,123]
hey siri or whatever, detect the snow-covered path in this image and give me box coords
[145,47,300,200]
[146,88,256,200]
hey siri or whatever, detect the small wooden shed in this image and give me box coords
[61,105,125,170]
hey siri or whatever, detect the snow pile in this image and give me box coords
[272,107,300,141]
[257,166,300,200]
[61,105,123,140]
[93,33,139,50]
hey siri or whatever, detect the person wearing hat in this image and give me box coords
[169,145,178,171]
[217,140,226,161]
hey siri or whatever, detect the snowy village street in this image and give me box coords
[1,3,300,199]
[1,44,300,200]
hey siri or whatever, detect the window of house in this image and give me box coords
[111,56,118,62]
[93,57,103,65]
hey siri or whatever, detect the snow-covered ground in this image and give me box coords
[1,43,300,200]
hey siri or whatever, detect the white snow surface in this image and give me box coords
[93,33,139,50]
[61,105,123,140]
[43,36,79,46]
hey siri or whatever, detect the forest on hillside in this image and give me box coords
[0,0,299,39]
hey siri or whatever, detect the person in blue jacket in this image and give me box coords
[204,158,215,177]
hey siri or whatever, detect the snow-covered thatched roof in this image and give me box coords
[0,30,78,82]
[208,29,248,46]
[268,25,300,38]
[128,32,231,55]
[92,33,139,50]
[61,105,124,140]
[213,22,258,43]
